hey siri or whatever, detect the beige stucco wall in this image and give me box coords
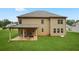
[18,17,66,36]
[50,18,66,36]
[21,18,50,36]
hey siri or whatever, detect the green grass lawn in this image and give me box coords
[0,29,79,51]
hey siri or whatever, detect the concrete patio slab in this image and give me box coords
[9,36,37,41]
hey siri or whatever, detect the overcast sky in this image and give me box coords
[0,8,79,22]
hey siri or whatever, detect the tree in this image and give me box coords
[3,19,11,27]
[2,19,11,29]
[0,20,3,28]
[66,20,75,26]
[0,19,11,29]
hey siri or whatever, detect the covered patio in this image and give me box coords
[7,24,38,41]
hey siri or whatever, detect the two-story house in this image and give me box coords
[8,11,67,41]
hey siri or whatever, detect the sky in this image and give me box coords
[0,8,79,22]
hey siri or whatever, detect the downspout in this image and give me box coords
[49,17,51,36]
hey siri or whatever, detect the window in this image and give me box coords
[57,28,60,33]
[53,28,63,33]
[61,20,63,24]
[41,19,44,24]
[53,28,56,33]
[58,19,63,24]
[58,20,60,24]
[42,28,44,32]
[19,19,22,24]
[61,28,63,33]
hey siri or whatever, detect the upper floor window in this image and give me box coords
[58,19,63,24]
[53,28,56,33]
[58,20,60,24]
[61,20,63,24]
[19,19,22,24]
[41,19,44,24]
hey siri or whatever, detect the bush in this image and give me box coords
[2,26,7,30]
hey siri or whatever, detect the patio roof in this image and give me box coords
[6,24,38,28]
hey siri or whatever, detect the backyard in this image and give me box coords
[0,29,79,51]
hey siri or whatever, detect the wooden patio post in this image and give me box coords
[35,29,37,40]
[23,29,25,39]
[36,29,37,36]
[18,28,20,37]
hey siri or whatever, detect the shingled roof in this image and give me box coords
[17,11,67,18]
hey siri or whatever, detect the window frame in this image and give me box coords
[60,20,63,24]
[57,28,60,33]
[41,19,44,24]
[42,28,44,32]
[58,19,60,24]
[53,28,56,33]
[58,19,63,24]
[19,19,22,24]
[61,28,63,33]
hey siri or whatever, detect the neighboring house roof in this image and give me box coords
[72,22,79,27]
[72,23,76,27]
[7,24,38,28]
[17,11,67,18]
[66,24,71,28]
[68,22,79,32]
[6,23,16,27]
[76,22,79,25]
